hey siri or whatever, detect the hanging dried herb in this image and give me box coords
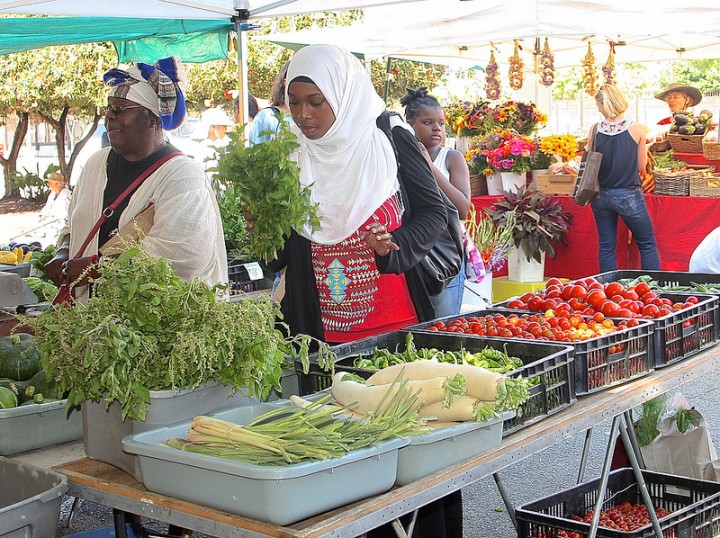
[603,44,616,86]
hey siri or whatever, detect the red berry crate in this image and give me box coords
[406,310,654,397]
[651,292,718,368]
[516,468,720,538]
[295,330,575,437]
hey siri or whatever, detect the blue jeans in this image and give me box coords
[430,263,465,318]
[591,188,660,272]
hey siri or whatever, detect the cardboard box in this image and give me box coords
[537,173,577,195]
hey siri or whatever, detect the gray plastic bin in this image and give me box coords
[83,382,258,481]
[123,401,408,525]
[0,457,68,538]
[0,399,83,456]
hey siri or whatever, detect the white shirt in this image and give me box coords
[689,226,720,273]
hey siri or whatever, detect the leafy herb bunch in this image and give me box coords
[28,245,334,421]
[488,190,573,263]
[211,117,320,262]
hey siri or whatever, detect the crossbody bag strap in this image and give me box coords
[71,150,183,259]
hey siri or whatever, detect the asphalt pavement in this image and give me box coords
[51,366,720,538]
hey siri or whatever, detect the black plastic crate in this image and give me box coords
[648,292,719,368]
[295,330,575,436]
[227,260,275,295]
[407,310,655,397]
[590,270,720,337]
[516,468,720,538]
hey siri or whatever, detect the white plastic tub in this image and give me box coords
[0,399,82,456]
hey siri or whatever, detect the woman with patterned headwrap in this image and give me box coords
[45,57,227,298]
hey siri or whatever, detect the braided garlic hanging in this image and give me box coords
[582,42,599,97]
[508,41,524,90]
[539,38,555,87]
[485,49,502,100]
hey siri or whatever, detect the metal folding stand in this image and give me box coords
[491,409,665,537]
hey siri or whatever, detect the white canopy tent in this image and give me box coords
[259,1,720,70]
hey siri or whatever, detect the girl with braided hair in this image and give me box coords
[402,86,473,316]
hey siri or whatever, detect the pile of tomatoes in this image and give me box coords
[505,277,700,320]
[427,311,636,343]
[534,502,673,537]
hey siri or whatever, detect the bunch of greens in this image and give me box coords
[27,245,334,421]
[634,395,702,447]
[211,118,320,262]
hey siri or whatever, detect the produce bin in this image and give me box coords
[0,399,83,456]
[227,260,274,295]
[406,310,655,397]
[122,401,408,525]
[395,410,513,485]
[296,330,575,436]
[0,457,68,538]
[590,270,720,342]
[646,292,718,368]
[83,382,258,482]
[516,468,720,538]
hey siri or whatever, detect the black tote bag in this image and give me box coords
[573,123,602,206]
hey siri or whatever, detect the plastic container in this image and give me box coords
[395,411,513,486]
[590,269,720,333]
[516,467,720,538]
[0,399,83,456]
[406,310,655,397]
[0,457,68,538]
[646,292,718,368]
[296,330,575,436]
[122,401,407,525]
[227,260,274,295]
[82,382,258,482]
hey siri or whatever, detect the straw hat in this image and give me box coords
[44,171,64,183]
[654,83,702,107]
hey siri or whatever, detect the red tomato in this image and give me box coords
[616,308,636,318]
[506,299,525,309]
[626,318,640,327]
[527,296,544,311]
[587,289,608,309]
[519,292,534,303]
[542,298,559,311]
[604,281,624,298]
[570,285,588,299]
[642,304,660,318]
[686,296,699,304]
[624,289,639,301]
[600,300,620,317]
[545,277,563,288]
[634,282,652,297]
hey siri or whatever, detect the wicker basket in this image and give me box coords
[469,174,489,197]
[702,131,720,160]
[689,173,720,197]
[667,133,704,154]
[652,167,714,196]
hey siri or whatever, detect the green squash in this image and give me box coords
[0,386,18,409]
[0,333,41,381]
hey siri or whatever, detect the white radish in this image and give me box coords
[331,371,455,414]
[420,397,483,422]
[366,361,502,401]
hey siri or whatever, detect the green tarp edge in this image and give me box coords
[0,17,232,61]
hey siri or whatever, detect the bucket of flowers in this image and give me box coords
[487,100,548,136]
[538,134,579,166]
[444,98,493,138]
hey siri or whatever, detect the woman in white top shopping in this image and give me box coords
[402,86,473,316]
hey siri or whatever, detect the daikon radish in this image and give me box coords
[366,360,529,413]
[331,371,463,414]
[421,396,483,422]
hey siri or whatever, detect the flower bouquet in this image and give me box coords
[538,134,579,164]
[466,130,505,176]
[444,99,492,137]
[484,130,536,174]
[464,204,515,273]
[487,100,547,136]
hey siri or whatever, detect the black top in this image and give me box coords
[99,144,179,246]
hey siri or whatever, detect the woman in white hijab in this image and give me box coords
[269,44,448,345]
[267,41,461,538]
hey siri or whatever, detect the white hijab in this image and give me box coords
[286,45,399,244]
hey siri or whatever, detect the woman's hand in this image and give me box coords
[50,256,99,287]
[44,250,69,286]
[360,221,399,256]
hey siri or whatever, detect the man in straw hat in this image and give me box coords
[655,82,702,124]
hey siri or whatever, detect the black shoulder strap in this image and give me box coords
[376,110,401,165]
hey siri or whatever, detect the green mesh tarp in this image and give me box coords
[0,17,232,62]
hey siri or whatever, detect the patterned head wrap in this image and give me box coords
[103,57,187,131]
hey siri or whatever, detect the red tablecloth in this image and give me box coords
[472,194,720,280]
